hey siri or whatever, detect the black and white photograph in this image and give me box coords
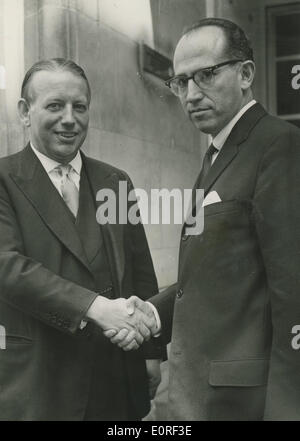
[1,0,300,424]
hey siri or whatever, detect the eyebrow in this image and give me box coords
[43,97,88,103]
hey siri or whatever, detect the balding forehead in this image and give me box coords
[174,25,227,64]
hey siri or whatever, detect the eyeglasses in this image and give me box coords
[165,59,245,97]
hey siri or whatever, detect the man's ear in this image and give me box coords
[18,98,31,127]
[240,60,255,90]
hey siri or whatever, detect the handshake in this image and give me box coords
[86,295,159,351]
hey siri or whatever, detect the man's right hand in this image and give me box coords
[85,296,155,350]
[103,296,160,350]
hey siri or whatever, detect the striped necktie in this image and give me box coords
[56,164,79,217]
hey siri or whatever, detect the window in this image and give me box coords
[267,3,300,128]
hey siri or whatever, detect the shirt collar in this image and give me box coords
[30,142,82,175]
[211,99,257,151]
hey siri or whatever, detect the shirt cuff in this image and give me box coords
[146,301,161,337]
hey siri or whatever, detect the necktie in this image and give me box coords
[197,143,218,188]
[56,164,79,217]
[189,143,218,222]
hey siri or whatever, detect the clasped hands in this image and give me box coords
[86,295,158,351]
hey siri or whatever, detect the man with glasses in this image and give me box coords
[106,18,300,420]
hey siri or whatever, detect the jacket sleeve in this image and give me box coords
[0,186,98,335]
[148,283,177,346]
[253,127,300,420]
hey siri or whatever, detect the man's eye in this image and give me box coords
[47,103,61,111]
[199,69,213,80]
[74,104,87,112]
[176,77,188,88]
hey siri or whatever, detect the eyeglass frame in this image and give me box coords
[165,59,246,96]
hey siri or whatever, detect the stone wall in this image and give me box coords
[21,0,207,289]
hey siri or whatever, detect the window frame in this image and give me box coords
[267,2,300,126]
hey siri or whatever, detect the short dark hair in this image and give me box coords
[21,58,91,104]
[182,17,254,62]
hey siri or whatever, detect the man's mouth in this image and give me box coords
[55,132,78,140]
[189,108,210,117]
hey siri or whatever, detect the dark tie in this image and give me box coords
[197,143,218,188]
[189,143,218,222]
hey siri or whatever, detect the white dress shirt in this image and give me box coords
[30,143,82,194]
[210,99,257,164]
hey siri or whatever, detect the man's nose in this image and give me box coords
[61,105,75,125]
[185,78,204,102]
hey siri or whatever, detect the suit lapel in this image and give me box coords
[10,144,91,272]
[201,141,239,196]
[184,103,267,234]
[202,103,267,196]
[82,153,125,297]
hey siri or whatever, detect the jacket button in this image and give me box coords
[176,288,183,299]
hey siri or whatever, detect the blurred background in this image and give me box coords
[1,0,300,420]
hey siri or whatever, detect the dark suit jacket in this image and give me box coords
[0,144,161,421]
[151,103,300,420]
